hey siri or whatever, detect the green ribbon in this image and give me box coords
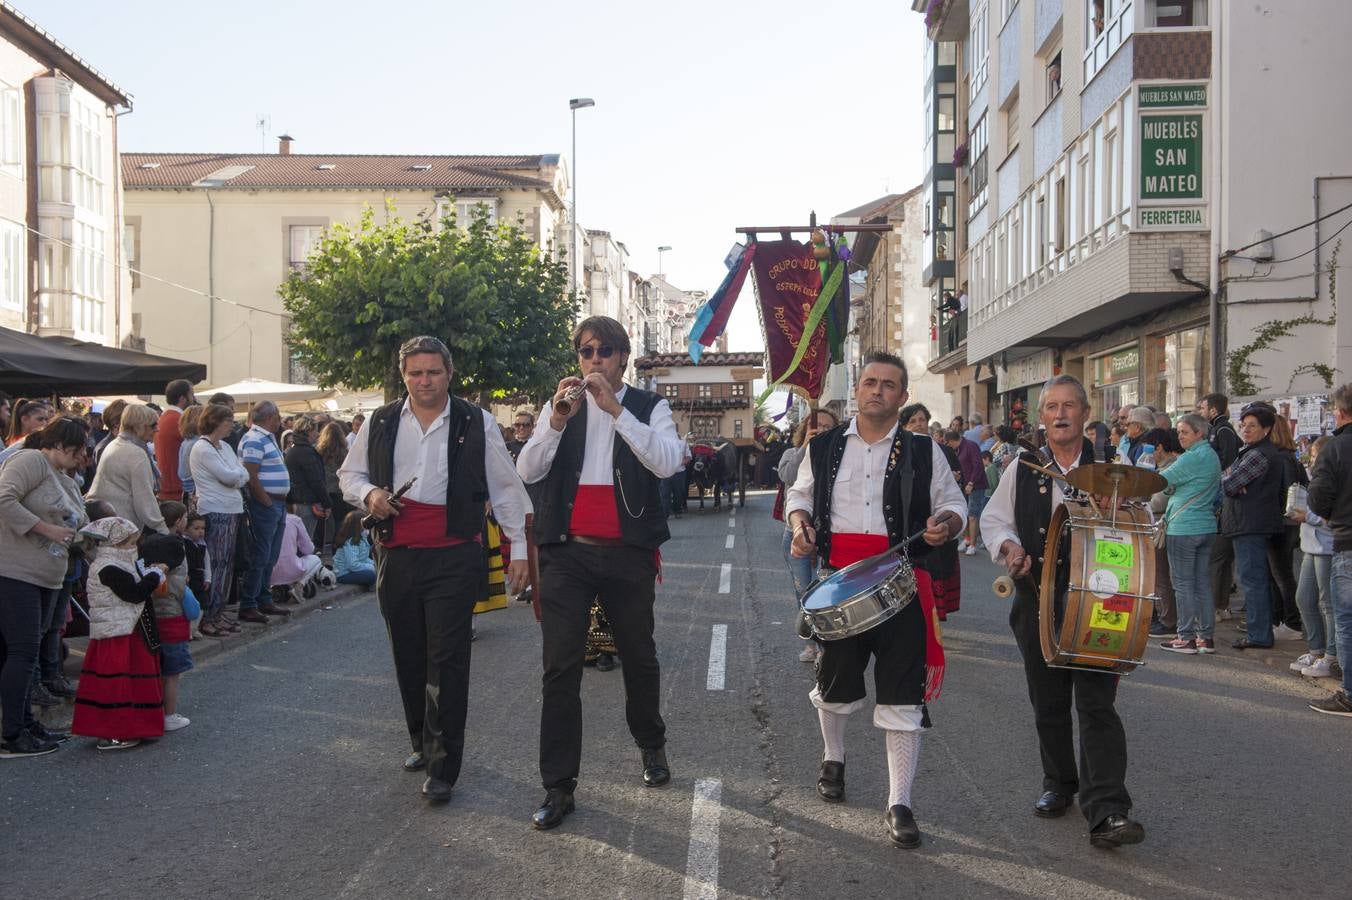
[756,258,846,405]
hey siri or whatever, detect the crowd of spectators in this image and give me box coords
[0,382,372,757]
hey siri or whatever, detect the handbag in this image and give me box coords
[1152,475,1220,549]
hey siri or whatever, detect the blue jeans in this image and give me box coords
[337,569,376,587]
[1233,534,1275,645]
[782,526,814,600]
[1332,552,1352,694]
[1295,553,1333,656]
[1167,533,1216,640]
[241,498,287,610]
[0,576,51,740]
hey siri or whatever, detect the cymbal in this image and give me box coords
[1063,463,1166,498]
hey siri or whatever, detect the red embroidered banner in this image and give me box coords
[751,240,828,399]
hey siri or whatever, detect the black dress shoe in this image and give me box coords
[421,777,453,803]
[595,653,617,672]
[258,602,291,617]
[885,804,921,849]
[1089,814,1145,848]
[237,608,270,624]
[641,747,671,787]
[532,788,575,830]
[403,751,425,772]
[816,760,845,803]
[1034,790,1074,818]
[1232,638,1273,650]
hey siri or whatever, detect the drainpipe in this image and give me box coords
[112,103,132,345]
[205,188,215,379]
[1207,0,1225,394]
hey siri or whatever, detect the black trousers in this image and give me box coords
[374,542,484,785]
[1267,525,1302,630]
[1010,588,1131,829]
[539,541,665,793]
[1209,532,1235,611]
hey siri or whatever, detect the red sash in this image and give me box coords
[569,485,621,540]
[386,498,477,550]
[828,532,890,569]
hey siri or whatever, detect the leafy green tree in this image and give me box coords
[280,202,578,401]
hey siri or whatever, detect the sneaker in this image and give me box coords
[1149,622,1174,638]
[964,545,977,556]
[164,713,191,732]
[28,683,61,708]
[1308,691,1352,717]
[0,730,58,758]
[1159,638,1197,654]
[1301,657,1335,678]
[27,721,69,744]
[798,643,820,663]
[1291,652,1318,672]
[1195,638,1215,654]
[95,738,142,752]
[1273,624,1303,641]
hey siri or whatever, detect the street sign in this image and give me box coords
[1140,114,1203,200]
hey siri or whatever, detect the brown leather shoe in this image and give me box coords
[237,608,270,624]
[257,603,291,617]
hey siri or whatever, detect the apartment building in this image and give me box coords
[915,0,1352,425]
[0,3,132,347]
[634,350,763,440]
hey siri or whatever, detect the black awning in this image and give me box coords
[0,326,207,397]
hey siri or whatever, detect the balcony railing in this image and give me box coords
[937,308,967,356]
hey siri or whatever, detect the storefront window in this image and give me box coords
[1147,325,1208,419]
[1091,344,1141,415]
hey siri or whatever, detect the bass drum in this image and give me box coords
[800,551,917,641]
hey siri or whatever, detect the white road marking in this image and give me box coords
[718,563,731,593]
[682,778,723,900]
[706,625,727,690]
[725,534,735,549]
[727,516,735,528]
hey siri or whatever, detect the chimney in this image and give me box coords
[278,134,294,155]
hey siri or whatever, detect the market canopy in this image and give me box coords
[197,378,335,406]
[0,326,207,397]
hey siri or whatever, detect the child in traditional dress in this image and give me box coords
[71,517,167,751]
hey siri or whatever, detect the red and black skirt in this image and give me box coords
[71,634,165,740]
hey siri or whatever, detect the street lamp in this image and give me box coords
[657,245,672,276]
[569,97,595,296]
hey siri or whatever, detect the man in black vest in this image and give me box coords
[785,351,968,849]
[980,374,1145,849]
[339,336,529,804]
[517,315,687,831]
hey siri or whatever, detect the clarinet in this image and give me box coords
[363,476,418,542]
[554,383,588,416]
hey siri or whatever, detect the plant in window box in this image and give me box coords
[952,142,969,167]
[923,0,944,28]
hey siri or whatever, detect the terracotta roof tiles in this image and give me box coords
[635,351,764,369]
[122,153,559,191]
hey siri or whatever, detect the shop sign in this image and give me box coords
[1140,114,1203,201]
[1139,207,1204,228]
[997,349,1055,394]
[1139,84,1207,108]
[1102,347,1139,379]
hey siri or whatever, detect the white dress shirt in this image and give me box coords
[338,398,531,561]
[980,448,1084,564]
[784,421,968,539]
[516,386,686,485]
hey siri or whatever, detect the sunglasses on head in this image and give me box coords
[577,345,615,360]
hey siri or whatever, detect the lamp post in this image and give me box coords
[569,98,595,297]
[657,245,672,277]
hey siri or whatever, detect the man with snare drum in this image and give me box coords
[980,374,1145,849]
[786,351,967,849]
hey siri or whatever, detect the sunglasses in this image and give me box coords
[577,345,615,360]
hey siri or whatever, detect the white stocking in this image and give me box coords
[885,729,921,808]
[818,707,848,763]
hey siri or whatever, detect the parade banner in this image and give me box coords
[688,242,754,363]
[751,240,829,399]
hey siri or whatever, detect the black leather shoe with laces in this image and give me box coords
[1034,790,1073,818]
[532,789,575,830]
[1089,814,1145,848]
[641,747,671,787]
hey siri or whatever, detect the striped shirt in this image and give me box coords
[239,424,291,496]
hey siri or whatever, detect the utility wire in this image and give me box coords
[1224,200,1352,258]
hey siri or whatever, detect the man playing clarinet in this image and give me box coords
[516,315,687,831]
[785,351,967,849]
[980,374,1145,849]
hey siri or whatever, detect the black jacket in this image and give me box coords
[1309,422,1352,551]
[1209,415,1241,469]
[285,442,329,506]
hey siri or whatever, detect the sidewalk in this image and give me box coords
[37,581,370,730]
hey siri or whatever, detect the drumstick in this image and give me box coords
[1017,457,1068,481]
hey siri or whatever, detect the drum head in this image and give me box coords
[802,554,903,612]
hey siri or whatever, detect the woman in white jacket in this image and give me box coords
[189,404,249,637]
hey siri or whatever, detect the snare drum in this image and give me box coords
[1038,499,1158,674]
[800,552,918,641]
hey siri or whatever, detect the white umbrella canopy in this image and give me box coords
[196,378,334,406]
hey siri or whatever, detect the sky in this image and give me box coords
[23,0,927,353]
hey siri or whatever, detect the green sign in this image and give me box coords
[1140,114,1203,200]
[1139,84,1207,108]
[1139,207,1204,228]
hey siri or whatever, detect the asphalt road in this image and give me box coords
[5,491,1349,899]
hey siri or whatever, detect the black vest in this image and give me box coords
[1012,438,1096,588]
[1220,438,1285,536]
[806,423,934,569]
[532,387,670,550]
[365,394,488,540]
